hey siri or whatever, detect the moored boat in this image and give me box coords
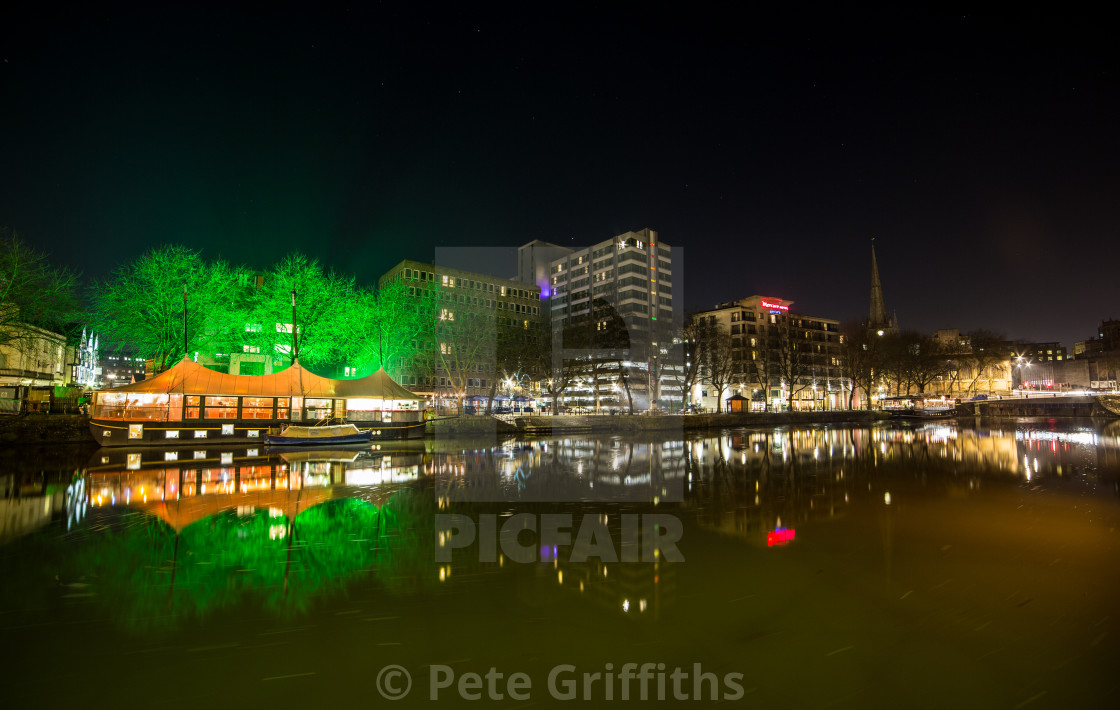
[265,422,372,446]
[89,357,427,446]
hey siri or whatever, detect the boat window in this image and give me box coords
[222,424,234,435]
[128,424,143,439]
[204,407,237,419]
[205,396,237,407]
[242,407,273,419]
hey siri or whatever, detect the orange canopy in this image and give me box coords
[102,357,423,400]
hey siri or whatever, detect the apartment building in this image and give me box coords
[692,295,849,411]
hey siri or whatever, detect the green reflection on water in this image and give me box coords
[0,489,438,632]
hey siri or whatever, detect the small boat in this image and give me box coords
[265,419,372,446]
[889,406,957,419]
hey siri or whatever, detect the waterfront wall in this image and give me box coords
[0,414,92,445]
[954,396,1115,418]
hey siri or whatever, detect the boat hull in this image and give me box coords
[264,431,372,446]
[90,416,426,446]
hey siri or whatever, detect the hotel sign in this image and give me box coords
[760,299,788,312]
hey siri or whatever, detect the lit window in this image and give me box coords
[195,430,207,438]
[248,430,259,437]
[222,424,234,435]
[128,424,143,439]
[165,452,178,461]
[166,430,180,439]
[194,450,206,459]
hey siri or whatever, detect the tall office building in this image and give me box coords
[545,228,678,411]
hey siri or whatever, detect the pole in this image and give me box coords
[291,290,298,361]
[182,284,188,360]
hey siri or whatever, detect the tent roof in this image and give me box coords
[335,368,425,400]
[102,358,423,400]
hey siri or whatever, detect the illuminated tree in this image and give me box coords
[840,321,882,409]
[243,253,360,370]
[359,277,435,378]
[89,245,246,372]
[695,318,735,413]
[0,228,81,348]
[962,329,1009,395]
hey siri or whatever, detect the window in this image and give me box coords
[195,430,207,438]
[222,424,234,435]
[128,424,143,439]
[166,430,180,439]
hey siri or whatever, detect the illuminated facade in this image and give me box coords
[691,295,848,411]
[547,228,680,411]
[379,260,542,403]
[0,322,68,387]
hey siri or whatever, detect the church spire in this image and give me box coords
[869,239,890,328]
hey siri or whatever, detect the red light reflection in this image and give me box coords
[767,528,796,547]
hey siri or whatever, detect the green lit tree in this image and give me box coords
[243,253,360,371]
[89,245,246,371]
[358,277,435,378]
[0,228,81,348]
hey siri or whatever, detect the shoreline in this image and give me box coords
[6,406,1115,446]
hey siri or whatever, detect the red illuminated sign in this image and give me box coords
[760,299,789,312]
[767,528,796,546]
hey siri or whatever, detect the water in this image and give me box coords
[2,419,1119,708]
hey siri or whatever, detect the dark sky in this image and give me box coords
[3,5,1118,348]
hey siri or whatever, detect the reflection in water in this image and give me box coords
[1,419,1119,706]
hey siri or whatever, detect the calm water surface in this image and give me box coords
[2,418,1119,708]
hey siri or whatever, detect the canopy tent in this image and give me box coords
[97,357,422,400]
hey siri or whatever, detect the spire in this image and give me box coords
[869,239,889,327]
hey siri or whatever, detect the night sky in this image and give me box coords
[3,6,1117,348]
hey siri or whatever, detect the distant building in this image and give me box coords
[100,351,147,386]
[867,241,898,336]
[70,328,101,387]
[516,240,574,297]
[1025,341,1067,363]
[0,322,68,387]
[691,295,848,411]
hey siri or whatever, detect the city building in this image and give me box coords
[545,228,679,411]
[100,351,148,386]
[1025,341,1067,363]
[517,240,574,298]
[0,322,68,388]
[379,259,542,405]
[69,327,101,388]
[691,295,848,411]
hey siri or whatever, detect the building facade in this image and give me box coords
[691,295,849,411]
[545,228,679,411]
[379,260,542,404]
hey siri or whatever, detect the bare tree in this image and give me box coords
[697,319,735,413]
[0,229,81,348]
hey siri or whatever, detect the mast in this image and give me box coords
[182,284,188,360]
[291,290,298,361]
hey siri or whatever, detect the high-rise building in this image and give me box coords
[517,240,573,298]
[545,228,678,411]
